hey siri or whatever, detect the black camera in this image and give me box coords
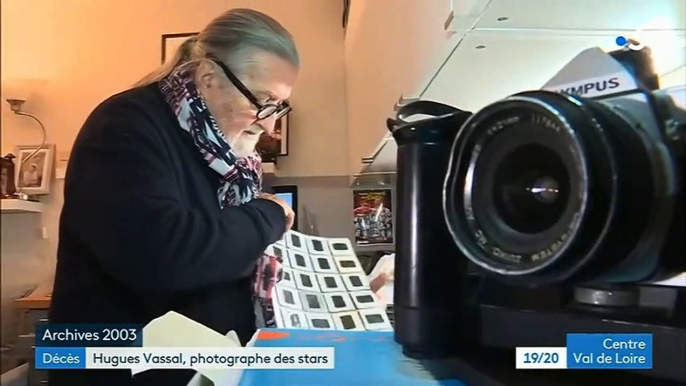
[389,46,685,382]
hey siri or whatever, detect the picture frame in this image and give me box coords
[257,114,289,162]
[343,0,351,28]
[14,144,56,195]
[352,189,394,246]
[161,32,198,64]
[1,154,18,198]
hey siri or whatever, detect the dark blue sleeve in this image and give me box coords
[63,105,286,294]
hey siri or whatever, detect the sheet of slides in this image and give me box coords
[269,231,393,332]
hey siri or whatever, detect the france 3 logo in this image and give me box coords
[615,35,645,51]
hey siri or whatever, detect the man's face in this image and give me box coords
[197,50,298,158]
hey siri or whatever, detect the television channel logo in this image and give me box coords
[616,35,645,51]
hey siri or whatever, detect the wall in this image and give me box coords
[1,0,348,175]
[264,176,355,239]
[0,0,348,303]
[343,0,451,175]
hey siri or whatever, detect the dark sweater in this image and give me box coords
[48,83,286,386]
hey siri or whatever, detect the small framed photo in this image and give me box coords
[315,274,345,293]
[333,256,363,274]
[294,270,320,292]
[353,189,394,246]
[299,291,327,312]
[288,250,312,271]
[161,32,198,64]
[286,231,307,252]
[281,309,309,329]
[306,235,330,255]
[341,273,370,292]
[351,291,379,309]
[278,268,296,289]
[327,238,354,256]
[332,311,364,331]
[276,286,302,310]
[311,255,337,274]
[323,292,354,313]
[272,244,286,261]
[256,115,289,162]
[306,313,335,330]
[14,144,55,195]
[358,308,392,331]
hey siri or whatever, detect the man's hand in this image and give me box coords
[369,272,388,293]
[259,193,295,231]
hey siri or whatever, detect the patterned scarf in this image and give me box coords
[159,66,282,328]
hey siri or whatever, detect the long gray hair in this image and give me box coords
[135,8,299,87]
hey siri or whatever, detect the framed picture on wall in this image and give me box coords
[14,144,56,195]
[352,189,394,246]
[343,0,351,28]
[256,114,289,163]
[161,32,198,64]
[1,154,18,198]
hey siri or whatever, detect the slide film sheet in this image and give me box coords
[269,231,392,332]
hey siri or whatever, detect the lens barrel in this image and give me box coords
[443,90,662,286]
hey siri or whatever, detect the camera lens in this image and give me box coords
[443,90,661,285]
[492,144,570,234]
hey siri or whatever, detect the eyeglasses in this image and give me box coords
[207,55,291,120]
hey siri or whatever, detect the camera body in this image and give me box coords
[390,46,685,381]
[444,46,685,287]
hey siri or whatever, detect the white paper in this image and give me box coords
[367,254,396,308]
[132,311,253,386]
[368,254,395,279]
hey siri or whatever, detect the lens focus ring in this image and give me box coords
[443,91,622,285]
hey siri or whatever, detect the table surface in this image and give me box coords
[241,329,681,386]
[13,282,52,310]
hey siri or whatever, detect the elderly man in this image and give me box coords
[50,8,298,386]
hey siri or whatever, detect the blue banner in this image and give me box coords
[36,324,143,347]
[566,333,652,369]
[35,347,86,369]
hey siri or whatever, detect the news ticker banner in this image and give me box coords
[35,347,334,370]
[516,333,652,370]
[36,325,652,371]
[36,325,334,371]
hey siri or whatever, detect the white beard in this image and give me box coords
[231,131,261,158]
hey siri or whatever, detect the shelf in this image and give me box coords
[0,199,43,214]
[263,162,276,174]
[355,244,395,254]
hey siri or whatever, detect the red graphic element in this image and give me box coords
[258,331,291,340]
[289,332,392,343]
[257,330,393,343]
